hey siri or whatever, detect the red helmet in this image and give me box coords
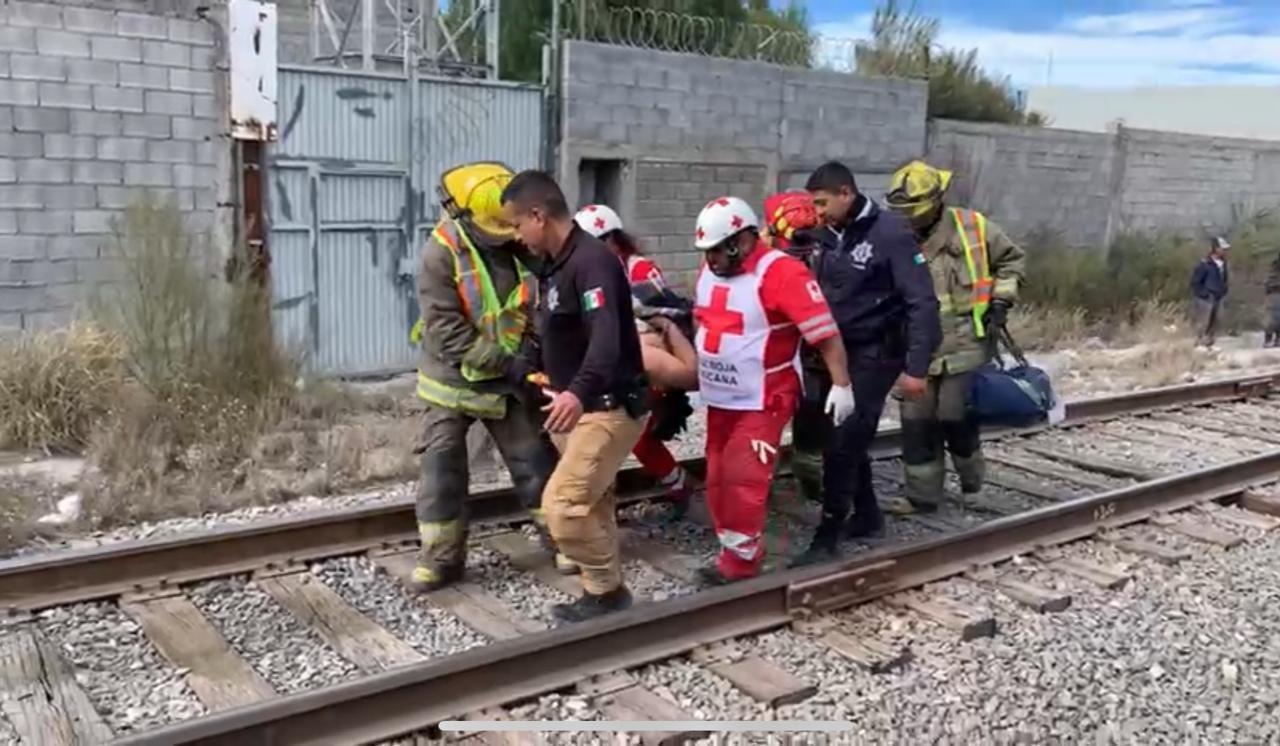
[763,191,819,251]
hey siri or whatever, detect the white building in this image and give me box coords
[1025,86,1280,140]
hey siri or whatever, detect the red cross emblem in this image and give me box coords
[730,215,743,229]
[594,217,606,230]
[705,198,731,210]
[696,227,706,241]
[586,205,597,211]
[697,285,744,354]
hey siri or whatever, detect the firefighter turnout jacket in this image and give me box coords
[414,217,538,418]
[920,207,1026,375]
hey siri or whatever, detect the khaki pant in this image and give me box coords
[543,409,647,594]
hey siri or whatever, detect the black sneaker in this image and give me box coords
[792,517,843,567]
[695,566,745,587]
[551,586,633,622]
[909,500,939,514]
[845,509,884,539]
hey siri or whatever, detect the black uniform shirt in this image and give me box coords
[538,225,645,405]
[813,195,941,378]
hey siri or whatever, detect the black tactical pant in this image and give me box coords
[794,345,903,524]
[414,394,557,570]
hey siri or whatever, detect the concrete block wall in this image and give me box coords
[0,0,227,332]
[927,119,1280,248]
[632,160,767,288]
[1118,128,1280,237]
[926,120,1117,247]
[559,41,928,286]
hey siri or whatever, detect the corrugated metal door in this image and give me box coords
[268,66,543,376]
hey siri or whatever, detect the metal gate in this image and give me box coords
[268,65,543,376]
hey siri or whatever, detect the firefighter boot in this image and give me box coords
[551,585,633,622]
[410,520,466,593]
[942,421,984,496]
[530,508,579,574]
[791,514,844,567]
[901,419,944,513]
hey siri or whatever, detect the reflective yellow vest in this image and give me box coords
[412,219,536,417]
[950,207,994,339]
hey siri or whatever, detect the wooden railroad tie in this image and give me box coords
[256,568,426,672]
[986,452,1114,491]
[1148,514,1244,549]
[966,568,1072,613]
[1017,444,1163,481]
[1241,490,1280,518]
[1195,505,1280,533]
[451,707,538,746]
[576,671,707,746]
[883,594,997,641]
[119,593,276,712]
[372,550,544,640]
[1098,535,1191,565]
[690,641,817,707]
[0,627,114,746]
[791,615,912,674]
[1038,555,1132,591]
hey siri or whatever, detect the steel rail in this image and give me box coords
[115,445,1280,746]
[1,371,1276,614]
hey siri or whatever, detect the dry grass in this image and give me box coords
[0,324,126,453]
[0,476,49,554]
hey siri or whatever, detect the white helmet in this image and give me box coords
[694,196,759,250]
[574,204,623,238]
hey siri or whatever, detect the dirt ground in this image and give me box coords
[3,333,1279,549]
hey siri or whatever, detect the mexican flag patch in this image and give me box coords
[582,287,606,311]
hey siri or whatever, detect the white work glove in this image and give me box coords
[824,384,855,427]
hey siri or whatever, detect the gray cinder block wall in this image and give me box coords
[927,120,1280,247]
[1,0,231,332]
[559,41,928,289]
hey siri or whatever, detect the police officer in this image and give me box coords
[795,161,941,564]
[500,170,649,622]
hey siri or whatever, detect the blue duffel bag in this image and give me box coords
[968,327,1059,427]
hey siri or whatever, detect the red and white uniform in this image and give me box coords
[626,255,665,287]
[695,242,838,579]
[619,253,688,497]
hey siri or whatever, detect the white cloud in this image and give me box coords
[1066,7,1240,35]
[814,5,1280,88]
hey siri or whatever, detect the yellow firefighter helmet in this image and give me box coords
[439,161,515,242]
[885,160,953,220]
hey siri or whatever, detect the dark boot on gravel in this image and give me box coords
[792,516,843,567]
[845,508,884,539]
[551,586,633,622]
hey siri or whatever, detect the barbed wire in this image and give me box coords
[562,1,862,72]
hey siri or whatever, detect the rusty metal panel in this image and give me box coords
[276,67,408,165]
[229,0,279,141]
[416,79,543,217]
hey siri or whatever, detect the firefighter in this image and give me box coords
[573,204,696,514]
[885,160,1026,512]
[794,162,942,564]
[501,171,649,622]
[759,191,827,508]
[408,161,558,592]
[691,196,854,585]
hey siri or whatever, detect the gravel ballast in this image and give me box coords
[187,577,359,693]
[34,602,205,734]
[311,557,486,656]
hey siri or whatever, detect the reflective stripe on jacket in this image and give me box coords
[413,218,537,418]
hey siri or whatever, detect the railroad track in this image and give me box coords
[3,373,1280,745]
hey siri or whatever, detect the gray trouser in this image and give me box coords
[414,396,557,569]
[1194,297,1222,345]
[900,371,983,507]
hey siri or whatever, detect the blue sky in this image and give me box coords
[800,0,1280,87]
